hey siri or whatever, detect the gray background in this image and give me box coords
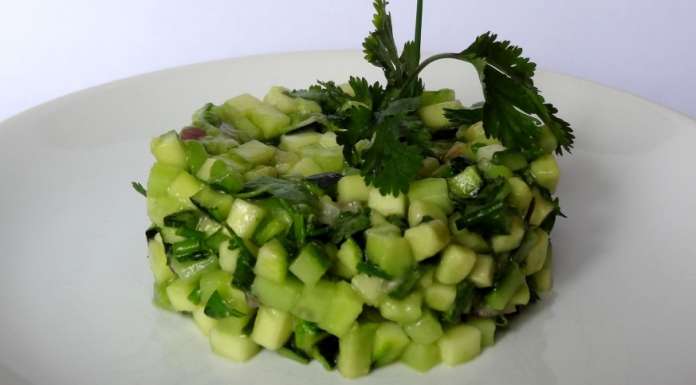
[1,0,694,120]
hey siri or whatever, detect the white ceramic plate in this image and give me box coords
[1,52,695,385]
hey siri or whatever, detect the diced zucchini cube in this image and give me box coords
[530,188,555,226]
[420,88,455,107]
[263,86,298,114]
[436,244,477,284]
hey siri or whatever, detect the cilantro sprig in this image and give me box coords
[295,0,574,195]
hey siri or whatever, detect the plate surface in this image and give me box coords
[1,51,694,385]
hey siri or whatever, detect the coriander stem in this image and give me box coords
[414,0,423,63]
[401,52,462,96]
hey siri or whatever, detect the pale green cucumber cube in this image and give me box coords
[254,239,288,283]
[251,306,294,350]
[372,322,410,367]
[368,188,407,217]
[438,324,482,365]
[226,199,266,239]
[436,244,477,284]
[337,175,370,203]
[404,219,450,261]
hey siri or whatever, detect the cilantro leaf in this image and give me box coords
[236,176,318,207]
[131,181,147,197]
[363,0,423,96]
[360,116,423,195]
[204,290,246,319]
[330,208,371,244]
[227,231,256,292]
[426,32,575,155]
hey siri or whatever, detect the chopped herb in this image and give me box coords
[330,208,371,244]
[203,290,246,319]
[356,261,393,280]
[131,181,147,197]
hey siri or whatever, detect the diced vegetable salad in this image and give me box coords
[137,0,573,379]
